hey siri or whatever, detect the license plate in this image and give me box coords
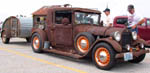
[124,52,133,61]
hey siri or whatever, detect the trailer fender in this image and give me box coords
[1,29,11,38]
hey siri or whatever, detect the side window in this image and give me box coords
[55,10,72,24]
[35,16,46,25]
[116,18,128,25]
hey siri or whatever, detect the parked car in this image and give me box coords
[31,4,149,70]
[1,16,33,44]
[113,16,150,43]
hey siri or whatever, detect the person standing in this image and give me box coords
[127,4,145,33]
[102,8,113,27]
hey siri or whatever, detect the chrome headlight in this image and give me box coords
[132,31,137,40]
[113,31,121,42]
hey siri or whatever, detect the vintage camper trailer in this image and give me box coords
[1,16,33,44]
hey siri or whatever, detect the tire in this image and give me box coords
[129,53,146,63]
[92,43,116,70]
[1,31,10,44]
[31,33,43,53]
[26,37,31,43]
[74,32,95,55]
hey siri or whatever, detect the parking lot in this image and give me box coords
[0,38,150,73]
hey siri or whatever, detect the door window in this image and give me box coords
[55,10,72,24]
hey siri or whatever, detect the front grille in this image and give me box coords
[121,32,133,48]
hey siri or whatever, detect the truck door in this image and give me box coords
[11,18,18,37]
[52,10,73,46]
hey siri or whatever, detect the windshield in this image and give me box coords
[75,12,99,25]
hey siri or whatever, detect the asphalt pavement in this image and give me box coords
[0,38,150,73]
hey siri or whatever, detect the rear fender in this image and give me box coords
[32,29,48,42]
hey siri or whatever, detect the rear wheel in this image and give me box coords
[92,43,116,70]
[1,31,10,44]
[31,33,43,53]
[75,32,95,55]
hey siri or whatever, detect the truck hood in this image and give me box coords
[74,25,125,36]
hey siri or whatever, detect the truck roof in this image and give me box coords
[32,5,101,16]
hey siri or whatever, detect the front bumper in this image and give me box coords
[115,49,149,59]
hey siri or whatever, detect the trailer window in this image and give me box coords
[55,10,72,24]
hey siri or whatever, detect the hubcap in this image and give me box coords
[33,36,40,50]
[95,47,110,66]
[77,36,89,53]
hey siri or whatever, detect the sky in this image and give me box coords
[0,0,149,21]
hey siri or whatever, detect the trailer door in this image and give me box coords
[11,18,18,37]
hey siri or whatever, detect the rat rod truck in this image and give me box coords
[31,4,150,70]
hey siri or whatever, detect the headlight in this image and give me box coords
[113,31,121,41]
[132,31,137,40]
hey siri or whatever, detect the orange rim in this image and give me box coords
[77,36,89,53]
[33,36,40,50]
[95,47,110,66]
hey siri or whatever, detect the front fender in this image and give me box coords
[133,38,150,47]
[90,38,122,53]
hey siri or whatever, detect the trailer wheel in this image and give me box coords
[92,43,116,70]
[31,33,43,53]
[1,31,10,44]
[129,53,146,63]
[26,37,31,43]
[74,32,95,55]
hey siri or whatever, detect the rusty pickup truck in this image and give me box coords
[31,4,150,70]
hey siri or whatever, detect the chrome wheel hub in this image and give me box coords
[99,51,107,62]
[80,39,87,49]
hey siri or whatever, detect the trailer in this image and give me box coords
[1,16,33,43]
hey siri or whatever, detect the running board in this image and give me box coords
[44,48,83,59]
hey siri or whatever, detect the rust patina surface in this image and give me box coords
[31,4,149,59]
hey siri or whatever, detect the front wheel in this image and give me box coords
[31,33,43,53]
[92,43,116,70]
